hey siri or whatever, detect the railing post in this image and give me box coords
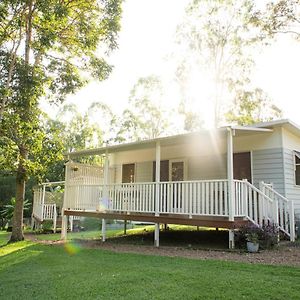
[289,200,295,242]
[53,205,57,233]
[273,199,279,226]
[155,141,161,216]
[242,179,248,217]
[258,181,264,226]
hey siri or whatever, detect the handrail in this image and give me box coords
[261,182,295,242]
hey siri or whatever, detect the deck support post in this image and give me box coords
[124,220,127,235]
[155,141,161,217]
[102,219,106,242]
[69,216,73,232]
[154,223,160,247]
[227,128,235,222]
[61,211,67,240]
[228,229,235,249]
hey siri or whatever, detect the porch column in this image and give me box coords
[227,128,235,249]
[103,150,110,199]
[155,141,161,217]
[227,128,235,221]
[102,151,110,236]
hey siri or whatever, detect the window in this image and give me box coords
[122,164,135,183]
[295,151,300,186]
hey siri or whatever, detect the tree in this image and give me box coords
[251,0,300,39]
[225,88,283,125]
[175,0,262,127]
[115,76,174,142]
[0,0,122,242]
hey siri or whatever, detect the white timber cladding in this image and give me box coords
[111,137,228,183]
[188,155,226,180]
[233,127,282,152]
[283,149,300,216]
[279,127,300,217]
[66,162,104,186]
[252,148,285,194]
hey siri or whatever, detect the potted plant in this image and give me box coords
[237,223,262,253]
[245,231,260,253]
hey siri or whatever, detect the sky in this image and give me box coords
[42,0,300,128]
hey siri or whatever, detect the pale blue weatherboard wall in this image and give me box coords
[283,149,300,215]
[252,148,285,195]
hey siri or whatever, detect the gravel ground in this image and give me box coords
[25,233,300,267]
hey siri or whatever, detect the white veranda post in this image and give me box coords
[102,151,110,241]
[227,127,235,249]
[155,141,161,246]
[61,160,70,240]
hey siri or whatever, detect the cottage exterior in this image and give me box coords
[32,119,299,247]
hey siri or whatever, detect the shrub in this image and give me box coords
[42,220,53,233]
[235,221,279,250]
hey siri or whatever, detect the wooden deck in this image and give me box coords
[63,209,248,229]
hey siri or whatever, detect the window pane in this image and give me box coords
[296,165,300,185]
[122,164,135,183]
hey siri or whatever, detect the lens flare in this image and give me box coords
[64,241,81,255]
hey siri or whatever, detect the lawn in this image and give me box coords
[0,232,300,299]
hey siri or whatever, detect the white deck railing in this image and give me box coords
[261,182,295,241]
[61,178,296,241]
[234,180,275,224]
[32,187,58,232]
[65,180,230,217]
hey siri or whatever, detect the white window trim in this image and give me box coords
[294,151,300,186]
[169,158,188,181]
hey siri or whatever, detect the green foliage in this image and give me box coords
[175,0,266,126]
[0,197,31,223]
[225,88,283,125]
[42,220,53,233]
[251,0,300,40]
[115,76,174,142]
[0,0,122,241]
[236,222,279,249]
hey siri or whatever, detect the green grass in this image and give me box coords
[0,240,299,300]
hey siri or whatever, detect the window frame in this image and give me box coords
[294,151,300,186]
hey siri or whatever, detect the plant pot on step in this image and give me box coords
[247,241,259,253]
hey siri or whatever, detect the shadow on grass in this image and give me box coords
[106,229,229,249]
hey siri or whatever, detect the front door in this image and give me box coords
[233,152,252,183]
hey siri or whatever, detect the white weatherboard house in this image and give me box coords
[32,119,300,247]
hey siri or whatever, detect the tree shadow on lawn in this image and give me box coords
[105,228,229,249]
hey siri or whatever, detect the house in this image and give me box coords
[32,119,299,247]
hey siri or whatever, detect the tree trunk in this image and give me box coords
[9,147,27,242]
